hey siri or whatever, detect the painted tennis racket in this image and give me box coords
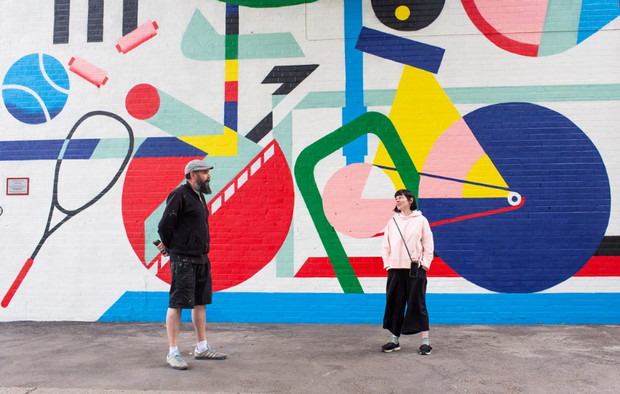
[1,111,134,308]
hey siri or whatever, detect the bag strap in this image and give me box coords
[392,217,415,262]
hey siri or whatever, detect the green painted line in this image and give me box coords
[226,34,239,60]
[294,112,420,293]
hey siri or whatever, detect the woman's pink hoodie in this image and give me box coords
[382,210,434,271]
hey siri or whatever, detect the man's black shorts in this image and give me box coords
[169,256,212,309]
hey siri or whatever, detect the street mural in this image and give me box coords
[0,0,619,323]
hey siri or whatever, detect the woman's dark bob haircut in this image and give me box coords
[393,189,417,212]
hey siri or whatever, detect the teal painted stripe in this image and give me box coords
[181,10,224,60]
[272,112,295,278]
[444,84,620,103]
[240,33,304,59]
[100,291,620,324]
[296,91,346,109]
[148,89,223,137]
[181,9,303,61]
[58,139,70,159]
[539,0,582,56]
[89,138,132,159]
[297,85,620,110]
[364,89,397,107]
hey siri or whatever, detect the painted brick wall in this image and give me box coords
[0,0,619,323]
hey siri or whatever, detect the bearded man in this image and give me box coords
[157,159,227,370]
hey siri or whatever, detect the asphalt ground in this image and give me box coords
[1,322,620,393]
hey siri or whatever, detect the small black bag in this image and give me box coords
[409,260,419,278]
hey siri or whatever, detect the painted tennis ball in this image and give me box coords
[2,53,70,125]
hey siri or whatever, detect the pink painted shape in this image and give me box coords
[117,20,159,54]
[420,118,485,198]
[323,163,395,239]
[68,57,108,87]
[471,0,547,46]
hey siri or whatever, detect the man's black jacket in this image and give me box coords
[158,183,210,262]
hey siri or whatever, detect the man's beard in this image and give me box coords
[194,178,211,194]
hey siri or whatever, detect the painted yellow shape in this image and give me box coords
[395,6,411,21]
[463,154,510,198]
[179,127,238,156]
[374,66,461,186]
[225,60,238,81]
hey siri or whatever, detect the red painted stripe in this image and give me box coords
[430,198,524,227]
[574,256,620,277]
[373,199,525,236]
[295,255,620,278]
[224,81,238,102]
[295,257,459,278]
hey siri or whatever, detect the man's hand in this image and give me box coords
[153,240,169,257]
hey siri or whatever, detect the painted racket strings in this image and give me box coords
[1,111,134,308]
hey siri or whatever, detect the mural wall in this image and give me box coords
[1,0,619,323]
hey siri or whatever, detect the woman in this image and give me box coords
[381,189,434,355]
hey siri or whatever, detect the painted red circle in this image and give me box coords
[125,84,160,120]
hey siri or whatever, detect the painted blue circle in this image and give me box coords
[421,103,610,293]
[2,53,70,124]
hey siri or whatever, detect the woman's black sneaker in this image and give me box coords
[419,344,432,355]
[381,342,400,352]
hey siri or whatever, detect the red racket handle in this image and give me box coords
[1,258,34,308]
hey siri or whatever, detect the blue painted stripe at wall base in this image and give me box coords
[99,292,620,324]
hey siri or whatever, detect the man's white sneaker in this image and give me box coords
[167,353,189,370]
[194,345,227,360]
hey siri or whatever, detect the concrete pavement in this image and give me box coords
[1,322,620,393]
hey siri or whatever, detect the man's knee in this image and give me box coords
[167,307,182,319]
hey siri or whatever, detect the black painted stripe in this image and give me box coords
[87,0,104,42]
[53,0,70,44]
[245,112,273,144]
[595,236,620,256]
[122,0,138,36]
